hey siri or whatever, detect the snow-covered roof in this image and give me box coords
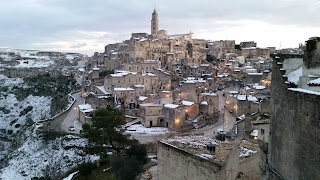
[134,84,144,88]
[247,73,263,75]
[181,100,195,106]
[95,86,110,94]
[78,104,93,110]
[78,104,95,113]
[308,77,320,85]
[143,73,157,77]
[217,73,229,78]
[92,67,99,70]
[239,146,257,158]
[161,135,238,162]
[82,108,95,113]
[140,103,162,107]
[253,85,266,90]
[183,77,207,83]
[237,95,247,101]
[229,91,239,94]
[201,92,217,96]
[200,101,208,105]
[288,88,320,96]
[110,71,137,77]
[287,66,302,85]
[114,87,135,91]
[161,90,171,93]
[138,96,148,101]
[110,73,126,77]
[247,95,258,102]
[250,130,258,136]
[164,104,179,109]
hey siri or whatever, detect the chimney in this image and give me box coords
[206,143,216,154]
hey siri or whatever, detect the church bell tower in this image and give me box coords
[151,9,159,35]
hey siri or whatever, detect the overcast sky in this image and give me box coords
[0,0,319,55]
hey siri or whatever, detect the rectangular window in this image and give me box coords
[261,129,265,134]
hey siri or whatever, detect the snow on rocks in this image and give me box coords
[0,75,51,135]
[0,135,99,179]
[0,94,51,134]
[0,74,24,88]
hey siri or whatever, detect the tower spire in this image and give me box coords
[151,8,159,35]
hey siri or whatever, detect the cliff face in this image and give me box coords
[267,52,320,179]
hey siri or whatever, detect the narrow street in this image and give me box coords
[45,73,85,134]
[60,91,84,133]
[189,90,236,138]
[47,91,84,134]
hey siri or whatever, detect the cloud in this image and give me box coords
[0,0,318,55]
[70,43,87,48]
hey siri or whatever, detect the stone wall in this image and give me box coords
[239,152,260,180]
[266,54,320,180]
[157,141,239,180]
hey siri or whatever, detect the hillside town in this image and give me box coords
[0,7,319,180]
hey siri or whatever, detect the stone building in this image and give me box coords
[104,71,159,93]
[101,10,208,68]
[178,77,208,103]
[225,94,259,117]
[199,92,219,115]
[85,93,114,109]
[263,37,320,180]
[78,104,95,124]
[241,47,270,58]
[163,104,186,130]
[181,100,199,119]
[152,68,172,91]
[104,58,123,71]
[139,103,163,127]
[240,41,257,48]
[120,60,161,72]
[157,136,240,180]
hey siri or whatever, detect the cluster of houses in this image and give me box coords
[75,10,274,133]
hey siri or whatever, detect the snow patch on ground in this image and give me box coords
[0,134,99,180]
[63,171,79,180]
[125,124,169,135]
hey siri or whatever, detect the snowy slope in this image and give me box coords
[0,133,99,179]
[0,48,84,68]
[0,75,51,135]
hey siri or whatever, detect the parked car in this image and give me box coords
[68,126,75,131]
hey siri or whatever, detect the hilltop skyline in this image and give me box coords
[0,0,319,55]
